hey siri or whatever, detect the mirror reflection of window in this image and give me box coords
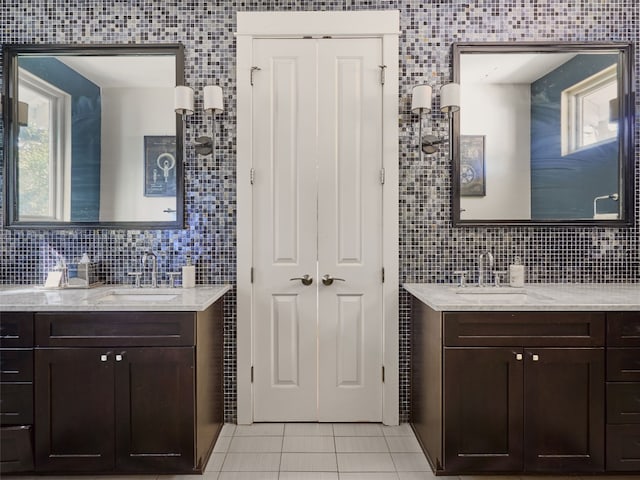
[17,70,71,221]
[562,65,617,155]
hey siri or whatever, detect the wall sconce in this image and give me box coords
[174,85,224,156]
[411,84,442,158]
[196,85,224,156]
[440,82,460,160]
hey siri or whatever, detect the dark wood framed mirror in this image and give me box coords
[451,42,634,226]
[2,43,185,229]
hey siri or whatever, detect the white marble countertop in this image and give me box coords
[0,284,231,312]
[404,283,640,311]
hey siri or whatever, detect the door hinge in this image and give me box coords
[382,365,385,382]
[382,267,385,283]
[250,267,254,283]
[379,168,385,185]
[379,65,387,85]
[251,366,254,383]
[250,66,261,86]
[250,167,255,185]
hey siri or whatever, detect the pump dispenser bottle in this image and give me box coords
[509,256,525,288]
[182,254,196,288]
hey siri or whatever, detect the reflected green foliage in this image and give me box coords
[18,126,50,217]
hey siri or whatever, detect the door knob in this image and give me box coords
[532,354,539,362]
[290,274,313,286]
[321,274,345,286]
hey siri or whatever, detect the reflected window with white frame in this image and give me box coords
[17,69,71,221]
[561,64,618,156]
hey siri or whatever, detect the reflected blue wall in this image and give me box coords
[20,57,101,222]
[530,54,618,219]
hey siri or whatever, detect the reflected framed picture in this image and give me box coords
[459,135,486,196]
[144,136,177,197]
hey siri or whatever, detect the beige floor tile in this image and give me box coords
[217,473,278,480]
[335,436,389,453]
[397,473,456,480]
[280,452,338,472]
[228,435,283,452]
[381,424,414,436]
[385,435,422,453]
[222,453,281,471]
[285,422,334,436]
[333,424,384,437]
[283,435,336,452]
[279,472,339,479]
[213,434,232,453]
[220,423,237,436]
[340,473,400,479]
[205,452,227,472]
[390,453,430,472]
[235,423,285,436]
[337,453,396,472]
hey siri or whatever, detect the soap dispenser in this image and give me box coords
[182,254,196,289]
[509,256,525,288]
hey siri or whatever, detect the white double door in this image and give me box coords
[252,38,384,422]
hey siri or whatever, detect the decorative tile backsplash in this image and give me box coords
[1,0,638,423]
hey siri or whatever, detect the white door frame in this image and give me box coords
[236,10,400,425]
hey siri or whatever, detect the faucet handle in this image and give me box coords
[168,271,181,288]
[492,270,508,287]
[127,272,142,288]
[453,270,469,288]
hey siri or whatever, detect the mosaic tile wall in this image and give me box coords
[1,0,638,423]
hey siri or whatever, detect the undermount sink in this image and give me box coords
[455,286,526,295]
[97,290,179,303]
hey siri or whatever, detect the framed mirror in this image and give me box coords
[2,44,185,229]
[451,42,634,226]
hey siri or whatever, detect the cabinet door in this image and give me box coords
[34,348,115,472]
[524,348,604,472]
[115,347,195,472]
[444,347,524,472]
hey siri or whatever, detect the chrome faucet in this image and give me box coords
[142,251,158,288]
[477,250,494,287]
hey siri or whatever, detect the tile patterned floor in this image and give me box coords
[15,423,639,479]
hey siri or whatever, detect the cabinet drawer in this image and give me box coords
[443,312,605,347]
[607,424,640,471]
[607,383,640,424]
[35,312,195,347]
[0,425,33,473]
[608,312,640,346]
[608,348,640,381]
[0,349,33,382]
[0,313,34,348]
[0,384,33,425]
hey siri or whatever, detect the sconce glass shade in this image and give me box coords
[411,84,432,113]
[174,86,194,115]
[204,85,224,114]
[17,101,29,127]
[609,97,619,123]
[440,82,460,113]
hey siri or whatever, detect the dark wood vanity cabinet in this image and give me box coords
[412,302,608,475]
[24,300,223,475]
[35,345,195,472]
[606,312,640,471]
[0,312,35,474]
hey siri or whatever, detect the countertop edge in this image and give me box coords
[0,284,232,312]
[404,283,640,311]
